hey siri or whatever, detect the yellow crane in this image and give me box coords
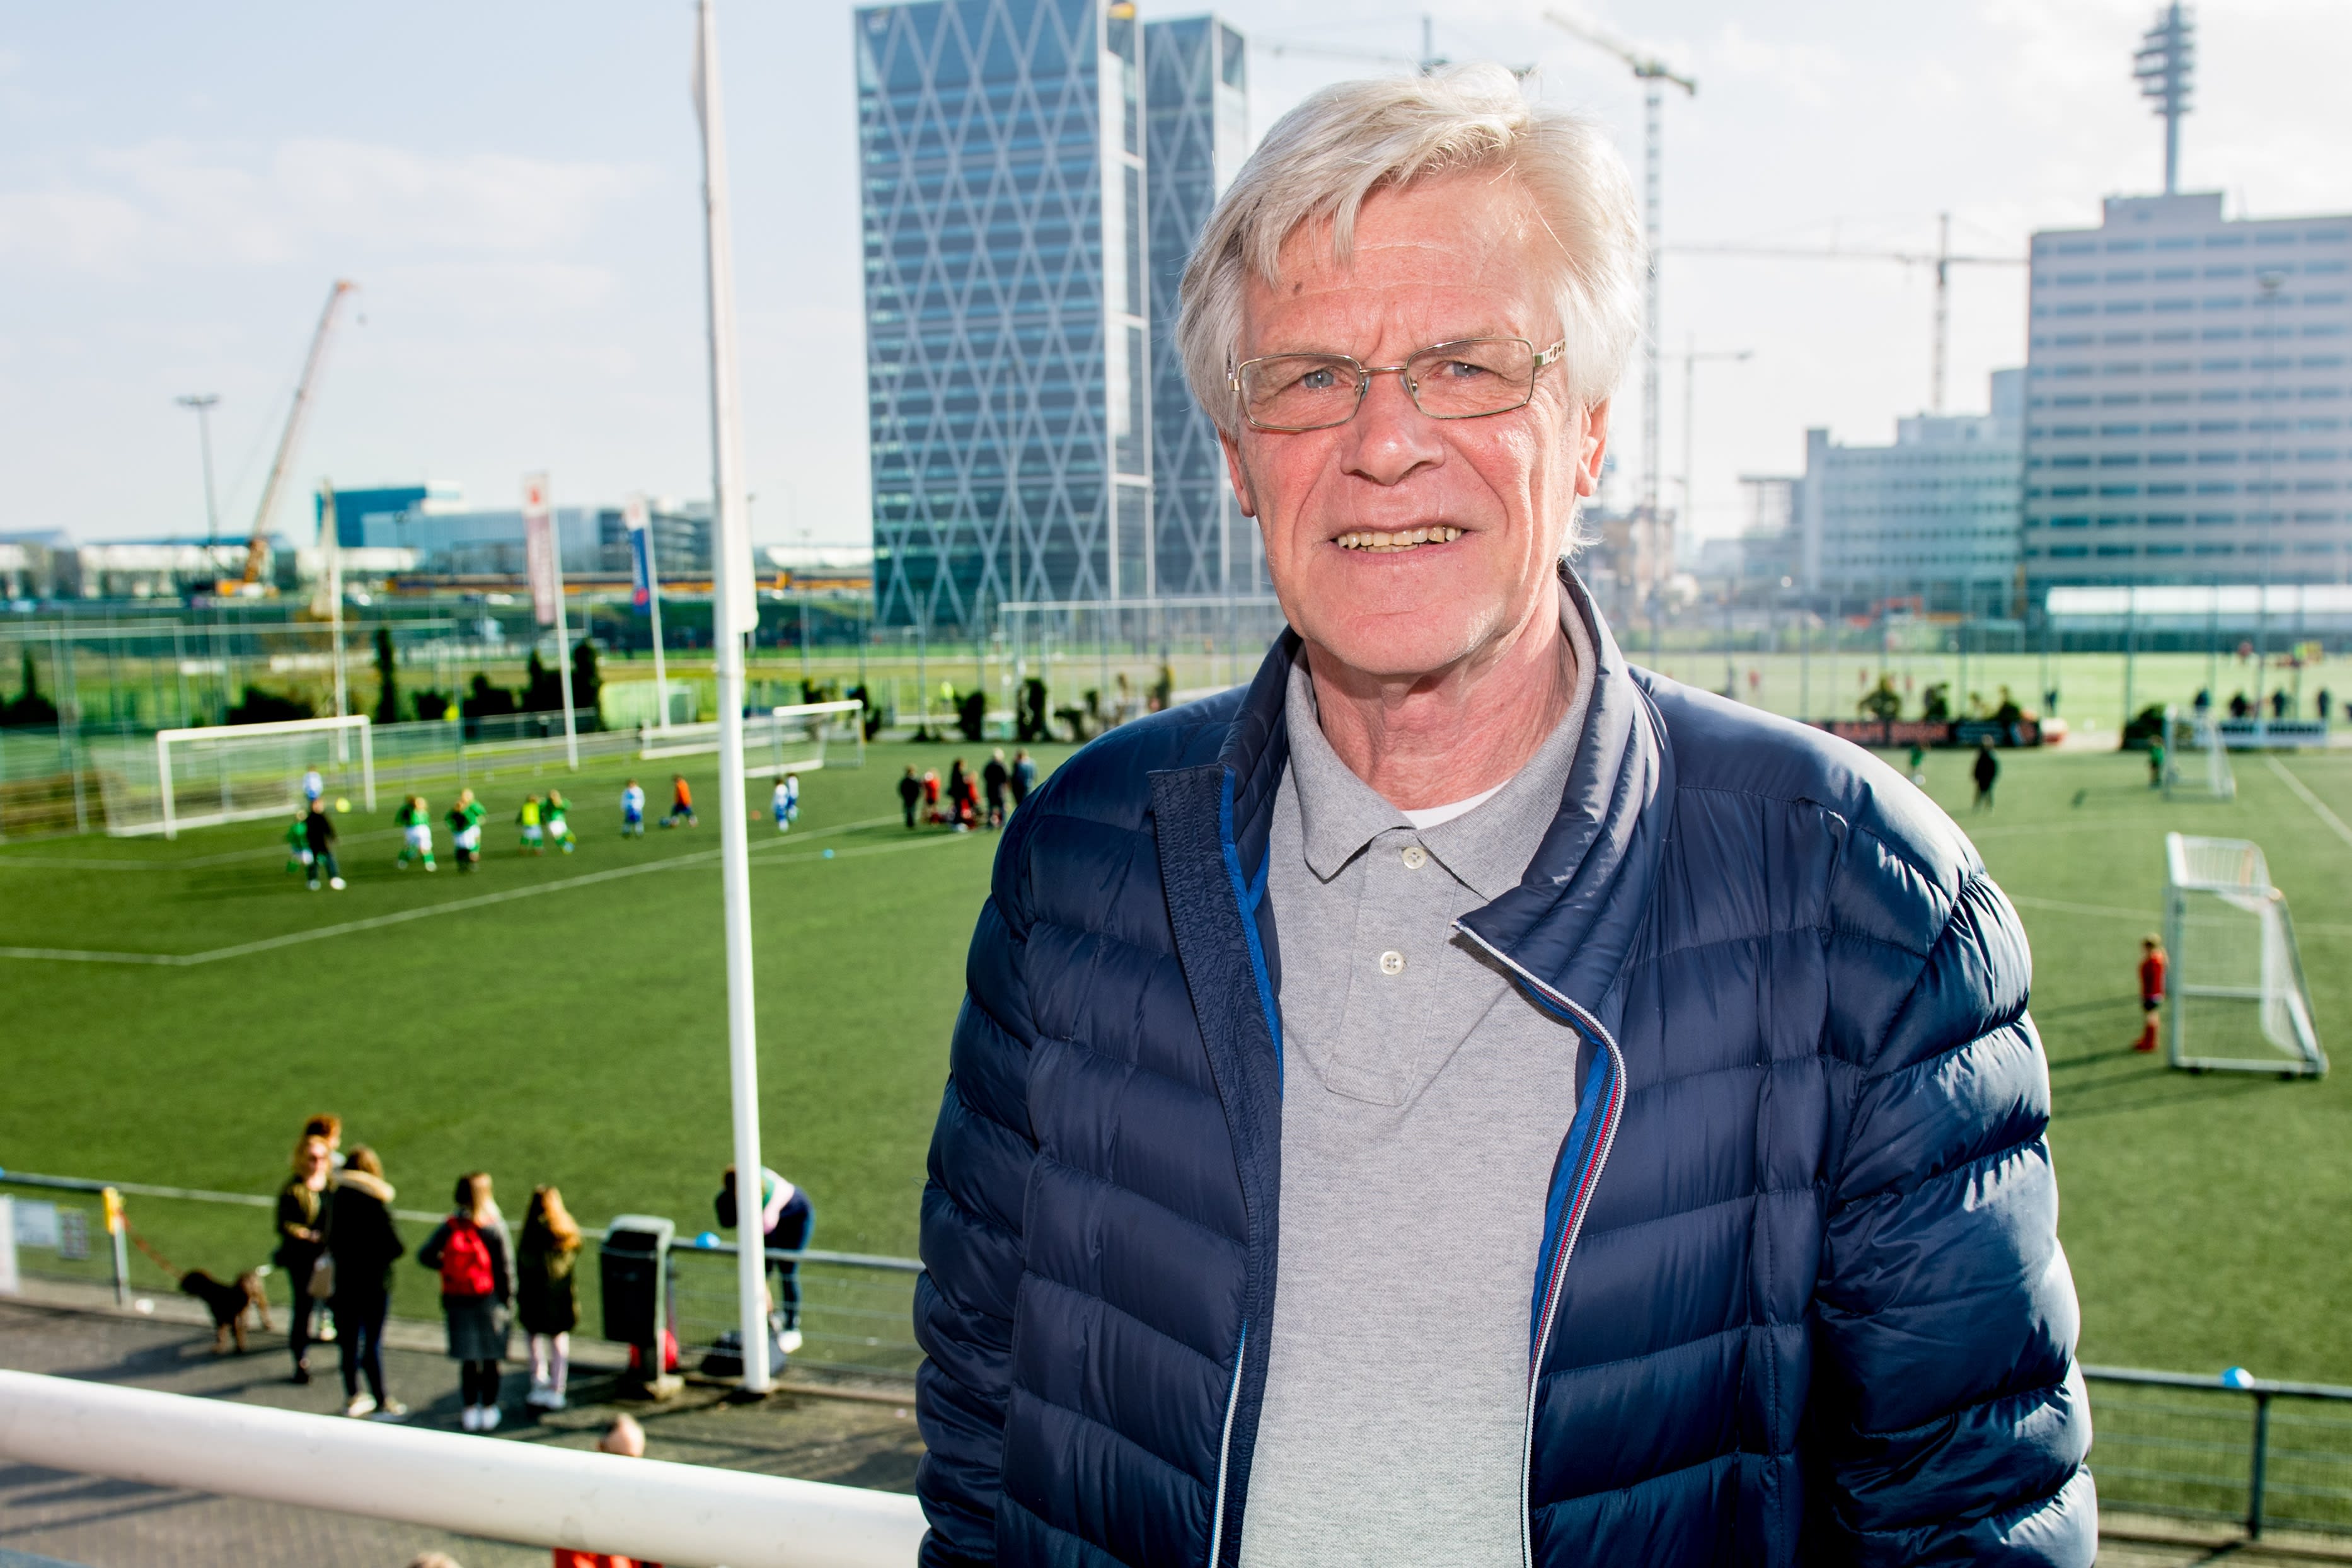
[230,279,357,594]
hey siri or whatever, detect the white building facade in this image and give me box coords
[1797,369,2024,614]
[2022,192,2352,589]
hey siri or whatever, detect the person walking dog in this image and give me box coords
[419,1172,514,1432]
[913,66,2090,1567]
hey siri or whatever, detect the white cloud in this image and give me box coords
[1705,21,1848,107]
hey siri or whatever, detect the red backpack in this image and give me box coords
[439,1218,495,1297]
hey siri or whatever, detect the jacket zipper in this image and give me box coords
[1207,1320,1247,1567]
[1452,921,1629,1568]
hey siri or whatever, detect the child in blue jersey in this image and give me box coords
[620,779,646,838]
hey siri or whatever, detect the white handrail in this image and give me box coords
[0,1369,924,1568]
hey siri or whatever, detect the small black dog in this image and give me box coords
[180,1269,273,1354]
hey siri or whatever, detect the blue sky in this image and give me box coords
[5,1,2349,548]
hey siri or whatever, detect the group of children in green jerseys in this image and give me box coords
[286,777,690,891]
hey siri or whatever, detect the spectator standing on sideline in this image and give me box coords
[303,800,345,891]
[914,66,2085,1566]
[921,768,941,823]
[662,775,698,828]
[303,1112,343,1167]
[898,766,922,829]
[620,778,647,838]
[983,749,1010,827]
[1972,737,2000,811]
[2320,687,2334,726]
[274,1135,332,1384]
[518,1185,583,1412]
[550,1416,664,1568]
[325,1146,405,1419]
[2136,935,2169,1054]
[1010,747,1036,807]
[716,1165,812,1361]
[420,1172,515,1433]
[945,758,969,822]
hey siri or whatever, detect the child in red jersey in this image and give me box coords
[2135,935,2168,1053]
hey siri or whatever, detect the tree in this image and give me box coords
[1,650,57,729]
[226,684,314,725]
[1919,682,1951,723]
[464,672,519,719]
[374,627,400,724]
[521,650,565,712]
[957,688,987,742]
[570,638,602,717]
[1018,677,1049,742]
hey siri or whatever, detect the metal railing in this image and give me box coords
[2086,1364,2352,1538]
[0,1368,923,1568]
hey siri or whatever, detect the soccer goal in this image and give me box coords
[2163,832,2325,1077]
[106,715,376,839]
[2161,708,2237,802]
[637,699,865,779]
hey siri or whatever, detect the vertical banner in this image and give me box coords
[522,471,558,628]
[625,495,654,609]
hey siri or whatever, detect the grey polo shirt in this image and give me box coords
[1238,591,1595,1567]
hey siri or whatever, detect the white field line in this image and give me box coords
[0,828,406,870]
[2266,756,2352,853]
[0,816,959,967]
[2009,888,2352,940]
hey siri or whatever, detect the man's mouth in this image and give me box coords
[1334,526,1463,553]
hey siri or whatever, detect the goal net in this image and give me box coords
[2161,709,2236,801]
[2163,832,2325,1077]
[637,699,865,778]
[99,715,376,839]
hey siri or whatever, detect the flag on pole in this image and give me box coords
[625,495,654,609]
[522,472,559,628]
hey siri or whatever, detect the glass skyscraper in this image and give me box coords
[1144,14,1252,599]
[855,0,1247,629]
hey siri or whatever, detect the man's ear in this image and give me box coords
[1219,428,1259,518]
[1575,400,1611,499]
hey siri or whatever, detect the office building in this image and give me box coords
[855,0,1249,629]
[1796,369,2024,614]
[1144,13,1253,599]
[2022,193,2352,589]
[323,485,712,578]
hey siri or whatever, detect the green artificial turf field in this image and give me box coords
[5,729,2352,1384]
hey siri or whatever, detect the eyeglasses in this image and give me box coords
[1230,336,1569,432]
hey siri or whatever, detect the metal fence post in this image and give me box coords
[2249,1389,2274,1538]
[101,1187,128,1307]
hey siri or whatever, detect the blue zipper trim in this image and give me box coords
[1526,1022,1615,1362]
[1218,765,1283,1088]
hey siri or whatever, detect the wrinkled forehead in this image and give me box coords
[1243,171,1565,345]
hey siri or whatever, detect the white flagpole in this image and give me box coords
[696,0,771,1397]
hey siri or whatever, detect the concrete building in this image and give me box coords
[1144,13,1254,599]
[1797,369,2025,614]
[323,485,712,578]
[2022,193,2352,589]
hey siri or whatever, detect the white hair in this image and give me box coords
[1175,64,1644,432]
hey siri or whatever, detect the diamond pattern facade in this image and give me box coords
[856,0,1248,628]
[1145,15,1254,598]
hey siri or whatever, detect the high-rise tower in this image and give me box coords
[855,0,1153,630]
[1144,14,1252,599]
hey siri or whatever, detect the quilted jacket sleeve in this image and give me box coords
[1809,819,2095,1565]
[913,824,1043,1567]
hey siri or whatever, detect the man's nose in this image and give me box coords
[1338,369,1444,487]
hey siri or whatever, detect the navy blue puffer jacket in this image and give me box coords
[915,573,2094,1566]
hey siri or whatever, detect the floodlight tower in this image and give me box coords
[2135,4,2195,195]
[1543,10,1695,642]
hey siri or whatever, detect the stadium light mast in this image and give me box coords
[695,0,773,1398]
[1543,9,1694,658]
[2134,4,2195,196]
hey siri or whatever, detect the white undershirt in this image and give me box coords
[1399,781,1508,830]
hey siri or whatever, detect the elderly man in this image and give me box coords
[914,66,2092,1568]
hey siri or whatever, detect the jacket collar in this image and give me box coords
[1221,565,1673,1020]
[332,1169,395,1203]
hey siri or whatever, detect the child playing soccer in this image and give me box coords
[772,773,798,834]
[395,795,437,872]
[285,810,313,877]
[662,775,697,828]
[447,789,487,872]
[2135,935,2168,1053]
[620,778,646,838]
[517,794,545,855]
[543,789,575,854]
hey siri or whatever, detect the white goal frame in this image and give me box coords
[154,715,375,840]
[637,699,865,778]
[2161,708,2236,801]
[2163,831,2325,1078]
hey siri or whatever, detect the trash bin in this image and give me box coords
[600,1214,676,1394]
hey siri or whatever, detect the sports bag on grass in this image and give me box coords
[438,1219,495,1297]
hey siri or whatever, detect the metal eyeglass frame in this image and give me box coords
[1228,336,1570,433]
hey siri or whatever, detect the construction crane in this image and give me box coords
[233,279,357,594]
[1668,218,2026,413]
[1542,9,1694,632]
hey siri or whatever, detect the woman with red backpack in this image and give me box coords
[418,1172,515,1432]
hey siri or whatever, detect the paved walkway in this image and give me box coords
[0,1288,921,1568]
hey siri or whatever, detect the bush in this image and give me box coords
[1017,677,1050,742]
[226,685,315,725]
[1859,676,1902,722]
[570,639,602,715]
[957,689,986,742]
[1,650,57,729]
[463,672,519,719]
[1920,682,1951,723]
